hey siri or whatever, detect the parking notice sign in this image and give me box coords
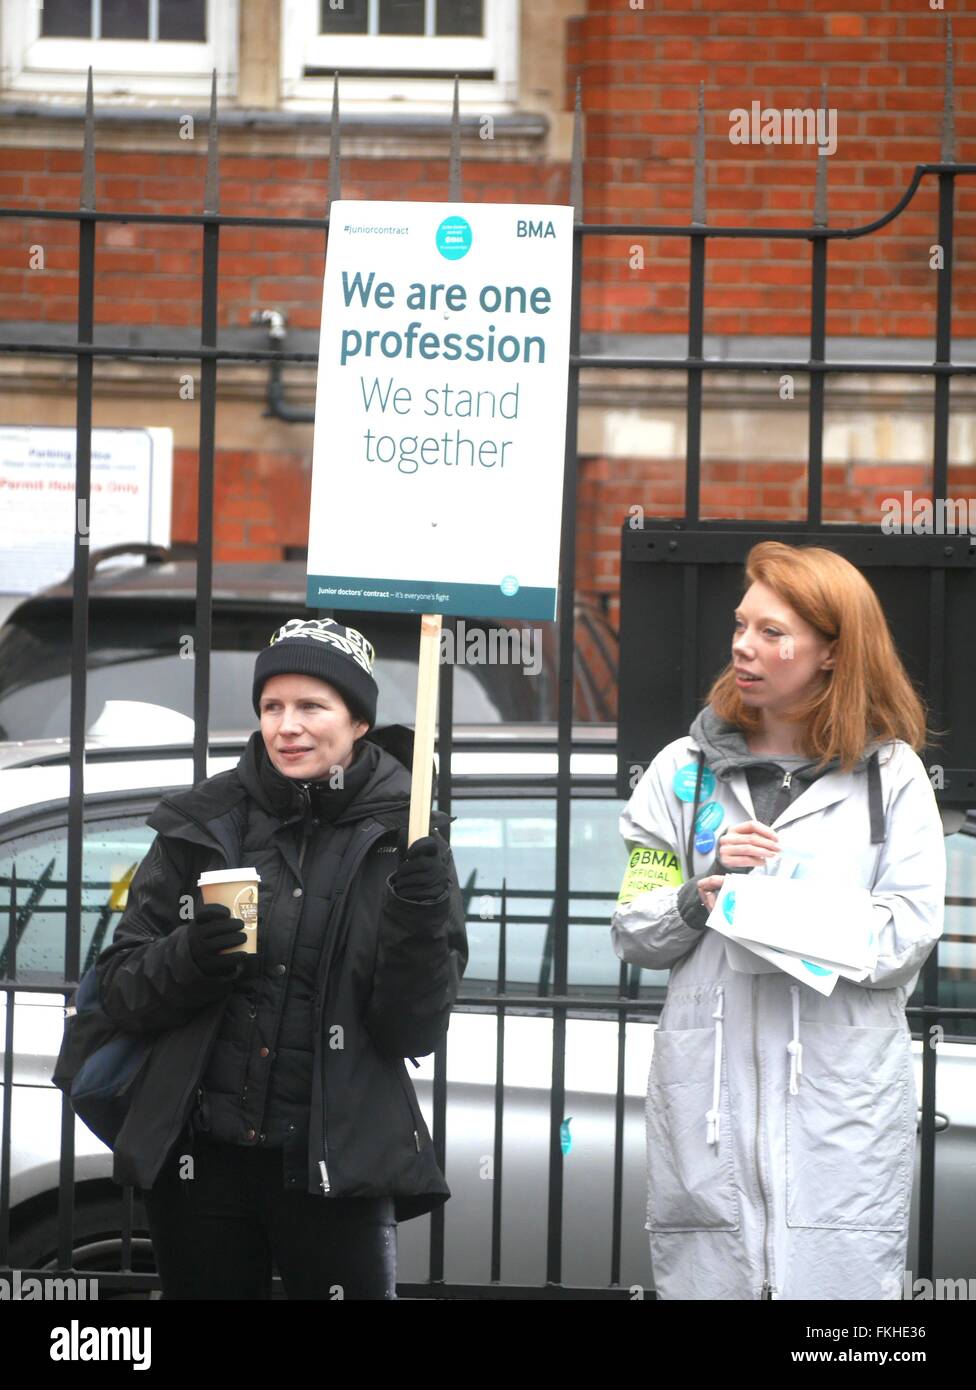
[0,426,172,595]
[306,201,574,621]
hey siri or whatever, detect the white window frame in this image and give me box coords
[0,0,237,100]
[280,0,519,111]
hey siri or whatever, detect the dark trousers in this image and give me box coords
[141,1133,397,1300]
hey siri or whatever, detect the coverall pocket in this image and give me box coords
[785,1021,911,1232]
[645,1025,740,1232]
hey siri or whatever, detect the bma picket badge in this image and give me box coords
[307,201,573,620]
[617,845,684,905]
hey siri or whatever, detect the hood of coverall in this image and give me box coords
[689,703,883,790]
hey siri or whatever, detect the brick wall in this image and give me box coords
[567,0,976,338]
[172,446,313,559]
[0,150,568,565]
[2,0,974,602]
[0,152,570,330]
[564,0,976,636]
[578,454,976,632]
[4,4,971,337]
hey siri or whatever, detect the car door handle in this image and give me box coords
[916,1108,950,1133]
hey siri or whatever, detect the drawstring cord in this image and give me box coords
[706,985,725,1146]
[703,984,804,1144]
[788,985,803,1095]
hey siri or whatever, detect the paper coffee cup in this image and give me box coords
[197,868,261,954]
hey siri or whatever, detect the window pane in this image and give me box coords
[379,0,424,37]
[437,0,482,37]
[934,821,976,1040]
[569,799,650,995]
[0,821,155,984]
[159,0,207,42]
[320,0,368,35]
[449,798,555,989]
[40,0,92,38]
[101,0,149,40]
[0,604,539,742]
[449,796,651,998]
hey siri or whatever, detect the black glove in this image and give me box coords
[391,834,450,904]
[187,902,247,976]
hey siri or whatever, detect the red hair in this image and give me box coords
[706,541,929,772]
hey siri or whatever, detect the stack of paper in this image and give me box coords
[705,872,878,997]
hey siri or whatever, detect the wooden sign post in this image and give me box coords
[408,612,442,844]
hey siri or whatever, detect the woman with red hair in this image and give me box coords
[613,541,946,1300]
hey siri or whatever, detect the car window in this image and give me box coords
[0,819,154,983]
[3,799,970,1026]
[0,605,564,739]
[915,820,976,1041]
[448,795,666,1002]
[0,651,507,741]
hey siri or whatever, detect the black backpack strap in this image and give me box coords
[687,749,706,874]
[868,749,886,845]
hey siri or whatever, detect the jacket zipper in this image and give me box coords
[312,977,330,1189]
[168,1011,227,1164]
[150,788,309,1174]
[313,820,397,1193]
[766,769,794,831]
[752,975,775,1300]
[393,1063,424,1151]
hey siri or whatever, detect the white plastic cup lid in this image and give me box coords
[197,868,262,886]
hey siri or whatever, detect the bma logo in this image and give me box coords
[516,219,557,238]
[630,848,679,872]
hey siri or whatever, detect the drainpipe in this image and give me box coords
[250,309,314,424]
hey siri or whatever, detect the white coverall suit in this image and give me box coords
[612,722,945,1300]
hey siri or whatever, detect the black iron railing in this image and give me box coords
[1,17,974,1297]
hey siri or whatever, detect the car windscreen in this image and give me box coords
[0,601,554,740]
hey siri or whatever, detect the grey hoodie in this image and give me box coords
[676,704,881,930]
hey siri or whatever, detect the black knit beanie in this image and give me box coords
[252,618,378,728]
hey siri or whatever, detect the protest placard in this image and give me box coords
[307,201,574,838]
[307,200,573,620]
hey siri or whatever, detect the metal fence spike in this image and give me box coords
[81,66,95,212]
[570,76,583,224]
[941,15,955,165]
[692,80,706,226]
[814,81,829,227]
[328,71,342,210]
[204,68,219,215]
[449,74,462,202]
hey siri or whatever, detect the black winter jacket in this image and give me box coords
[191,735,378,1163]
[95,728,469,1221]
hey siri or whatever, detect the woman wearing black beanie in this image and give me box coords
[94,617,468,1299]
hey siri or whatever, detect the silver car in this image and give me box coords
[1,731,974,1296]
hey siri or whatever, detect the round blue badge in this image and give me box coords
[436,215,472,260]
[695,830,716,856]
[673,762,716,802]
[695,800,724,833]
[500,575,519,597]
